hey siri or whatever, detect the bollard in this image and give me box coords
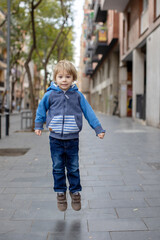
[5,108,10,136]
[0,115,1,139]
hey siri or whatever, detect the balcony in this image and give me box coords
[86,12,95,39]
[85,60,93,76]
[85,41,94,58]
[101,0,130,12]
[90,0,96,10]
[94,0,107,23]
[91,52,99,63]
[93,29,108,54]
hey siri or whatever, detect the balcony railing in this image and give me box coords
[90,0,96,10]
[93,29,108,54]
[91,49,99,63]
[85,61,93,76]
[94,0,107,23]
[86,12,95,39]
[85,41,94,58]
[101,0,130,12]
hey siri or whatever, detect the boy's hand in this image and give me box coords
[98,132,105,139]
[35,129,42,136]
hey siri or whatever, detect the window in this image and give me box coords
[156,0,160,17]
[142,0,148,12]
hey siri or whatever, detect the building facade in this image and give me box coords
[79,0,120,116]
[80,0,160,128]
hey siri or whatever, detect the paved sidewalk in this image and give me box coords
[0,114,160,239]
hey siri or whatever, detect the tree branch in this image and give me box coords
[33,0,43,9]
[45,21,66,64]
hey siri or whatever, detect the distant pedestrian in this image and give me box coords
[34,60,105,212]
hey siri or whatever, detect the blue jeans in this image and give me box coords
[49,136,82,193]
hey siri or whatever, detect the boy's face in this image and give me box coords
[55,70,74,91]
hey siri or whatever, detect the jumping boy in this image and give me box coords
[35,60,105,212]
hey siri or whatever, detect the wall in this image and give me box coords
[132,48,145,118]
[146,26,160,127]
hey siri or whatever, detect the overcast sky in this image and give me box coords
[72,0,85,68]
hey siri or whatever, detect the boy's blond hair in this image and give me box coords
[54,60,77,81]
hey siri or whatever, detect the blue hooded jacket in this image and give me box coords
[35,82,105,140]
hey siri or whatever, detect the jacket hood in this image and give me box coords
[47,82,78,92]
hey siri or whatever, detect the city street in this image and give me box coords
[0,113,160,239]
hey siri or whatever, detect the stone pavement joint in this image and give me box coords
[0,114,160,239]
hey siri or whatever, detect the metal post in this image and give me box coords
[5,112,9,136]
[0,115,1,139]
[5,0,11,136]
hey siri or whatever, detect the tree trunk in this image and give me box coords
[24,62,36,131]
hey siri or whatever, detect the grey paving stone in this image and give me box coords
[145,198,160,207]
[0,194,15,201]
[89,199,148,209]
[82,192,110,201]
[65,208,117,220]
[0,220,32,233]
[13,193,56,201]
[82,180,119,187]
[116,207,160,218]
[95,185,143,193]
[31,220,88,233]
[110,231,160,240]
[143,217,160,230]
[0,188,4,193]
[0,233,47,240]
[141,185,160,191]
[98,175,124,181]
[82,179,124,187]
[47,231,111,240]
[11,205,64,221]
[87,168,122,176]
[0,199,32,210]
[88,219,147,231]
[0,114,160,238]
[3,187,52,194]
[109,191,160,200]
[0,209,15,219]
[0,182,32,188]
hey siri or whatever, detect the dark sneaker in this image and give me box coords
[70,192,81,211]
[57,192,67,211]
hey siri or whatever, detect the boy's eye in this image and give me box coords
[66,75,71,78]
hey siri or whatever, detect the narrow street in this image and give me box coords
[0,114,160,239]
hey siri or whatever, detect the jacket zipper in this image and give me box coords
[61,93,66,136]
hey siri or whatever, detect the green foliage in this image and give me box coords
[1,0,75,70]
